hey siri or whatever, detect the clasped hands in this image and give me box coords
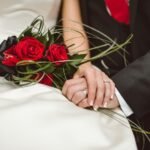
[62,63,119,110]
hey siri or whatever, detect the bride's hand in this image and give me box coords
[78,94,120,109]
[62,65,116,109]
[62,77,119,109]
[73,64,115,109]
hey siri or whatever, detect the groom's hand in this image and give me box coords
[106,94,120,109]
[62,78,88,106]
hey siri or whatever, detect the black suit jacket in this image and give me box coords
[79,0,150,119]
[79,0,150,149]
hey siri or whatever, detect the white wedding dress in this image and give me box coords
[0,0,137,150]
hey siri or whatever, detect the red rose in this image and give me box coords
[46,44,68,65]
[15,37,44,61]
[2,45,20,66]
[34,73,53,86]
[2,37,45,66]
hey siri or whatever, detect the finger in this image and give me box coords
[74,66,97,106]
[62,78,85,95]
[103,81,111,108]
[110,80,115,100]
[66,80,87,100]
[107,95,119,109]
[77,98,89,108]
[93,71,105,110]
[72,90,87,105]
[102,72,115,107]
[84,68,97,106]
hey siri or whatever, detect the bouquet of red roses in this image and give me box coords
[0,16,130,89]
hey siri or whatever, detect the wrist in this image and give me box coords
[79,62,92,69]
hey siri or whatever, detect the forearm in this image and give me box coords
[62,0,90,61]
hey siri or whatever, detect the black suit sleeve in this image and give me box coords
[112,0,150,119]
[112,51,150,119]
[79,0,150,119]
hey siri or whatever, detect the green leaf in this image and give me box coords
[18,16,45,40]
[23,28,33,36]
[18,27,33,40]
[69,54,86,65]
[51,32,61,44]
[37,34,47,45]
[16,62,54,75]
[47,29,54,45]
[51,66,69,89]
[41,62,55,73]
[63,63,77,79]
[30,16,44,33]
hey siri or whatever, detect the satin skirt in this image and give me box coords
[0,77,137,150]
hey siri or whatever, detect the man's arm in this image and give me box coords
[112,51,150,119]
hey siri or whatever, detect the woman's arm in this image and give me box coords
[62,0,116,110]
[62,0,90,57]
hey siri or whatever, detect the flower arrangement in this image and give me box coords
[0,16,149,144]
[0,16,130,89]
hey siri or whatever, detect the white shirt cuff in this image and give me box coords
[115,88,133,117]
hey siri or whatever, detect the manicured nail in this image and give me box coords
[103,102,108,108]
[90,101,94,106]
[111,95,114,100]
[93,106,99,111]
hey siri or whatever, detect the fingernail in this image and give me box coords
[103,102,108,108]
[111,95,114,100]
[93,106,99,111]
[89,101,94,106]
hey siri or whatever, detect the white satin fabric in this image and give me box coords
[0,0,137,149]
[0,77,137,150]
[0,0,61,42]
